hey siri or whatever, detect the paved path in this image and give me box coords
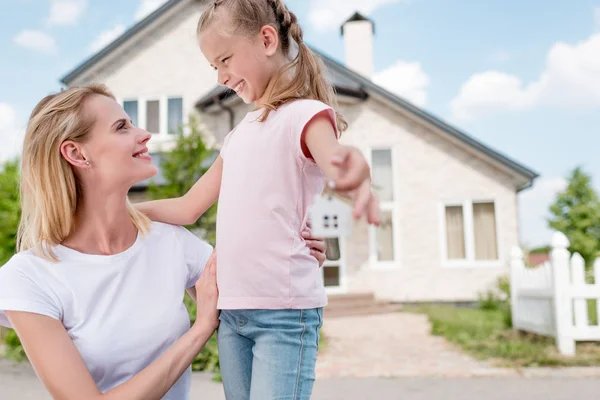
[4,312,600,399]
[316,312,497,378]
[2,360,600,400]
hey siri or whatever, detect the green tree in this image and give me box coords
[0,158,24,360]
[0,159,20,266]
[147,115,218,245]
[548,167,600,267]
[146,115,221,378]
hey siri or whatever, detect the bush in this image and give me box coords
[2,328,26,361]
[477,275,512,328]
[183,295,221,380]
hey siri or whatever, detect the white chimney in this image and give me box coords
[341,12,375,79]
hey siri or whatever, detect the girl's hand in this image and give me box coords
[331,146,370,192]
[302,221,327,267]
[331,147,381,225]
[194,249,219,331]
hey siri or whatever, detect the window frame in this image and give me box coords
[367,146,401,269]
[117,95,185,139]
[439,199,502,268]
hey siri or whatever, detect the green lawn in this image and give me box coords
[408,305,600,368]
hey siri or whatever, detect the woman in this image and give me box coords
[0,84,327,399]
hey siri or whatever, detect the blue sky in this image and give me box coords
[1,0,600,247]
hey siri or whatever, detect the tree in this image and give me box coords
[548,167,600,267]
[0,159,23,358]
[147,115,218,245]
[146,115,221,377]
[0,159,20,266]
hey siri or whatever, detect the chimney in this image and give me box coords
[341,12,375,79]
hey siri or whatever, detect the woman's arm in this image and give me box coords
[136,156,224,226]
[6,258,219,400]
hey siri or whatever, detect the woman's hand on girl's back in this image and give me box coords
[194,249,219,331]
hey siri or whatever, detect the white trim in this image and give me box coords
[120,95,184,142]
[367,146,401,269]
[138,96,146,130]
[439,199,502,268]
[160,95,168,135]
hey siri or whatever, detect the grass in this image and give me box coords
[407,305,600,368]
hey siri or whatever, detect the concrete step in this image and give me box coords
[324,302,402,318]
[326,293,375,307]
[324,293,402,318]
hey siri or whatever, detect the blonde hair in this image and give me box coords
[18,84,151,261]
[197,0,348,133]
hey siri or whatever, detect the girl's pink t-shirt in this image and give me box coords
[216,99,337,310]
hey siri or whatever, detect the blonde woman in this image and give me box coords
[0,84,327,400]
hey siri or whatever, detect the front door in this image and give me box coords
[321,238,346,294]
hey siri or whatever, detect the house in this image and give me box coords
[60,0,538,302]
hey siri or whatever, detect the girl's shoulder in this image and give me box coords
[280,99,331,113]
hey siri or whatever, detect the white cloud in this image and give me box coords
[48,0,87,26]
[373,60,430,107]
[450,71,538,121]
[88,24,126,53]
[0,103,24,163]
[451,32,600,121]
[308,0,402,32]
[519,177,567,248]
[135,0,168,22]
[13,30,57,54]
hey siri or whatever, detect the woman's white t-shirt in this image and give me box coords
[0,222,212,400]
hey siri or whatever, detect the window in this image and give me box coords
[445,205,466,260]
[473,202,498,260]
[146,100,160,133]
[442,200,499,263]
[323,238,341,287]
[123,100,138,127]
[372,149,393,202]
[369,148,397,264]
[121,96,183,136]
[168,98,183,134]
[376,211,394,261]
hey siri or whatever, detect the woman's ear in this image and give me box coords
[260,24,279,56]
[60,141,90,169]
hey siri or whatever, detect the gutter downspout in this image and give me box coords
[213,96,235,131]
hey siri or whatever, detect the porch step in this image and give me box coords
[324,293,402,318]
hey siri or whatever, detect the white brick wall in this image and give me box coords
[70,0,215,153]
[67,0,525,302]
[337,98,520,302]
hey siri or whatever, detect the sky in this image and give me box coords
[1,0,600,248]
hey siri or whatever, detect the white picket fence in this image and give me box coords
[510,231,600,355]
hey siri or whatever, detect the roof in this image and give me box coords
[197,49,538,185]
[61,0,538,187]
[60,0,188,85]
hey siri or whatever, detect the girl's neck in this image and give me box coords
[61,186,137,256]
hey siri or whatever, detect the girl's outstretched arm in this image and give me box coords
[136,156,223,226]
[303,111,380,225]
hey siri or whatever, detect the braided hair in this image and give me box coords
[197,0,347,133]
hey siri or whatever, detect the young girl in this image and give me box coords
[138,0,380,398]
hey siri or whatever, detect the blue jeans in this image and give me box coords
[217,308,323,400]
